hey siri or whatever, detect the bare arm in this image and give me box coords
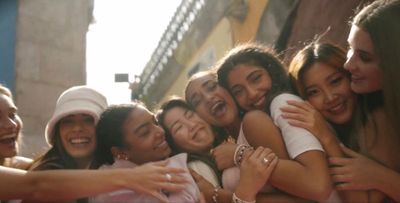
[0,161,186,202]
[243,116,332,201]
[243,110,289,159]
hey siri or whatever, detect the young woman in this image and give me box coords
[185,70,335,202]
[157,97,279,203]
[286,42,375,202]
[0,84,32,169]
[91,102,200,202]
[286,42,356,157]
[26,86,108,203]
[29,86,108,171]
[333,0,400,201]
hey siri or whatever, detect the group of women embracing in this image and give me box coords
[1,0,399,202]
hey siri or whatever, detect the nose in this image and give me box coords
[323,89,337,104]
[1,117,18,131]
[71,121,85,131]
[184,119,197,131]
[246,86,258,101]
[155,125,165,139]
[344,50,355,72]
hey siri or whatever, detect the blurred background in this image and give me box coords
[0,0,371,158]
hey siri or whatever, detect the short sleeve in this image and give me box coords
[270,93,324,159]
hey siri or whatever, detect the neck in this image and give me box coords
[74,156,93,169]
[225,117,242,139]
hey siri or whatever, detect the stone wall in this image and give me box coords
[14,0,93,158]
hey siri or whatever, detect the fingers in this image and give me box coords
[148,191,169,203]
[286,100,312,111]
[152,160,169,166]
[281,112,308,122]
[340,144,359,158]
[329,157,352,166]
[189,169,203,182]
[159,181,186,193]
[160,166,186,175]
[331,174,351,183]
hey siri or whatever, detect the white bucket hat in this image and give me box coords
[45,86,108,146]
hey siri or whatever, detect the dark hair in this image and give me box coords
[352,0,400,135]
[288,42,354,144]
[216,42,291,113]
[156,97,223,185]
[157,97,228,154]
[95,103,139,165]
[288,42,348,98]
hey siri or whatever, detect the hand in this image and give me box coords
[125,160,187,202]
[329,145,386,191]
[280,100,334,142]
[235,147,278,201]
[211,142,237,170]
[190,169,215,202]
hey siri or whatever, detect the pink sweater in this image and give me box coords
[91,153,200,203]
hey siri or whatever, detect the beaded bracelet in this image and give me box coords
[212,186,221,203]
[233,144,253,166]
[232,192,256,203]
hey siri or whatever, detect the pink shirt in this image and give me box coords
[91,153,200,203]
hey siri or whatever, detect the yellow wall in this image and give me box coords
[158,0,270,105]
[230,0,269,44]
[159,18,234,104]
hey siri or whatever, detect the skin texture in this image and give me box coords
[227,64,272,111]
[0,94,21,160]
[186,72,332,201]
[0,161,187,202]
[344,25,382,94]
[58,113,97,168]
[163,106,214,154]
[0,92,31,169]
[112,105,171,165]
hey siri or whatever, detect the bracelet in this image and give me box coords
[234,144,253,166]
[212,186,221,203]
[232,192,256,203]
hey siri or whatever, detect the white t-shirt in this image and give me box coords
[270,93,324,158]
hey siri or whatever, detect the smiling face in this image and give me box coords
[303,62,356,124]
[120,105,171,165]
[163,106,214,154]
[226,64,272,111]
[185,72,239,127]
[59,113,96,160]
[344,25,382,94]
[0,94,21,160]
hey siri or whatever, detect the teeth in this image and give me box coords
[0,134,17,140]
[210,101,225,116]
[70,138,90,144]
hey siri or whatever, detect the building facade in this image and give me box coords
[134,0,369,110]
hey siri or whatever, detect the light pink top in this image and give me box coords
[91,153,200,203]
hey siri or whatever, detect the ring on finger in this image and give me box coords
[165,173,172,182]
[262,157,269,164]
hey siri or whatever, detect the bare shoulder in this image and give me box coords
[242,110,273,124]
